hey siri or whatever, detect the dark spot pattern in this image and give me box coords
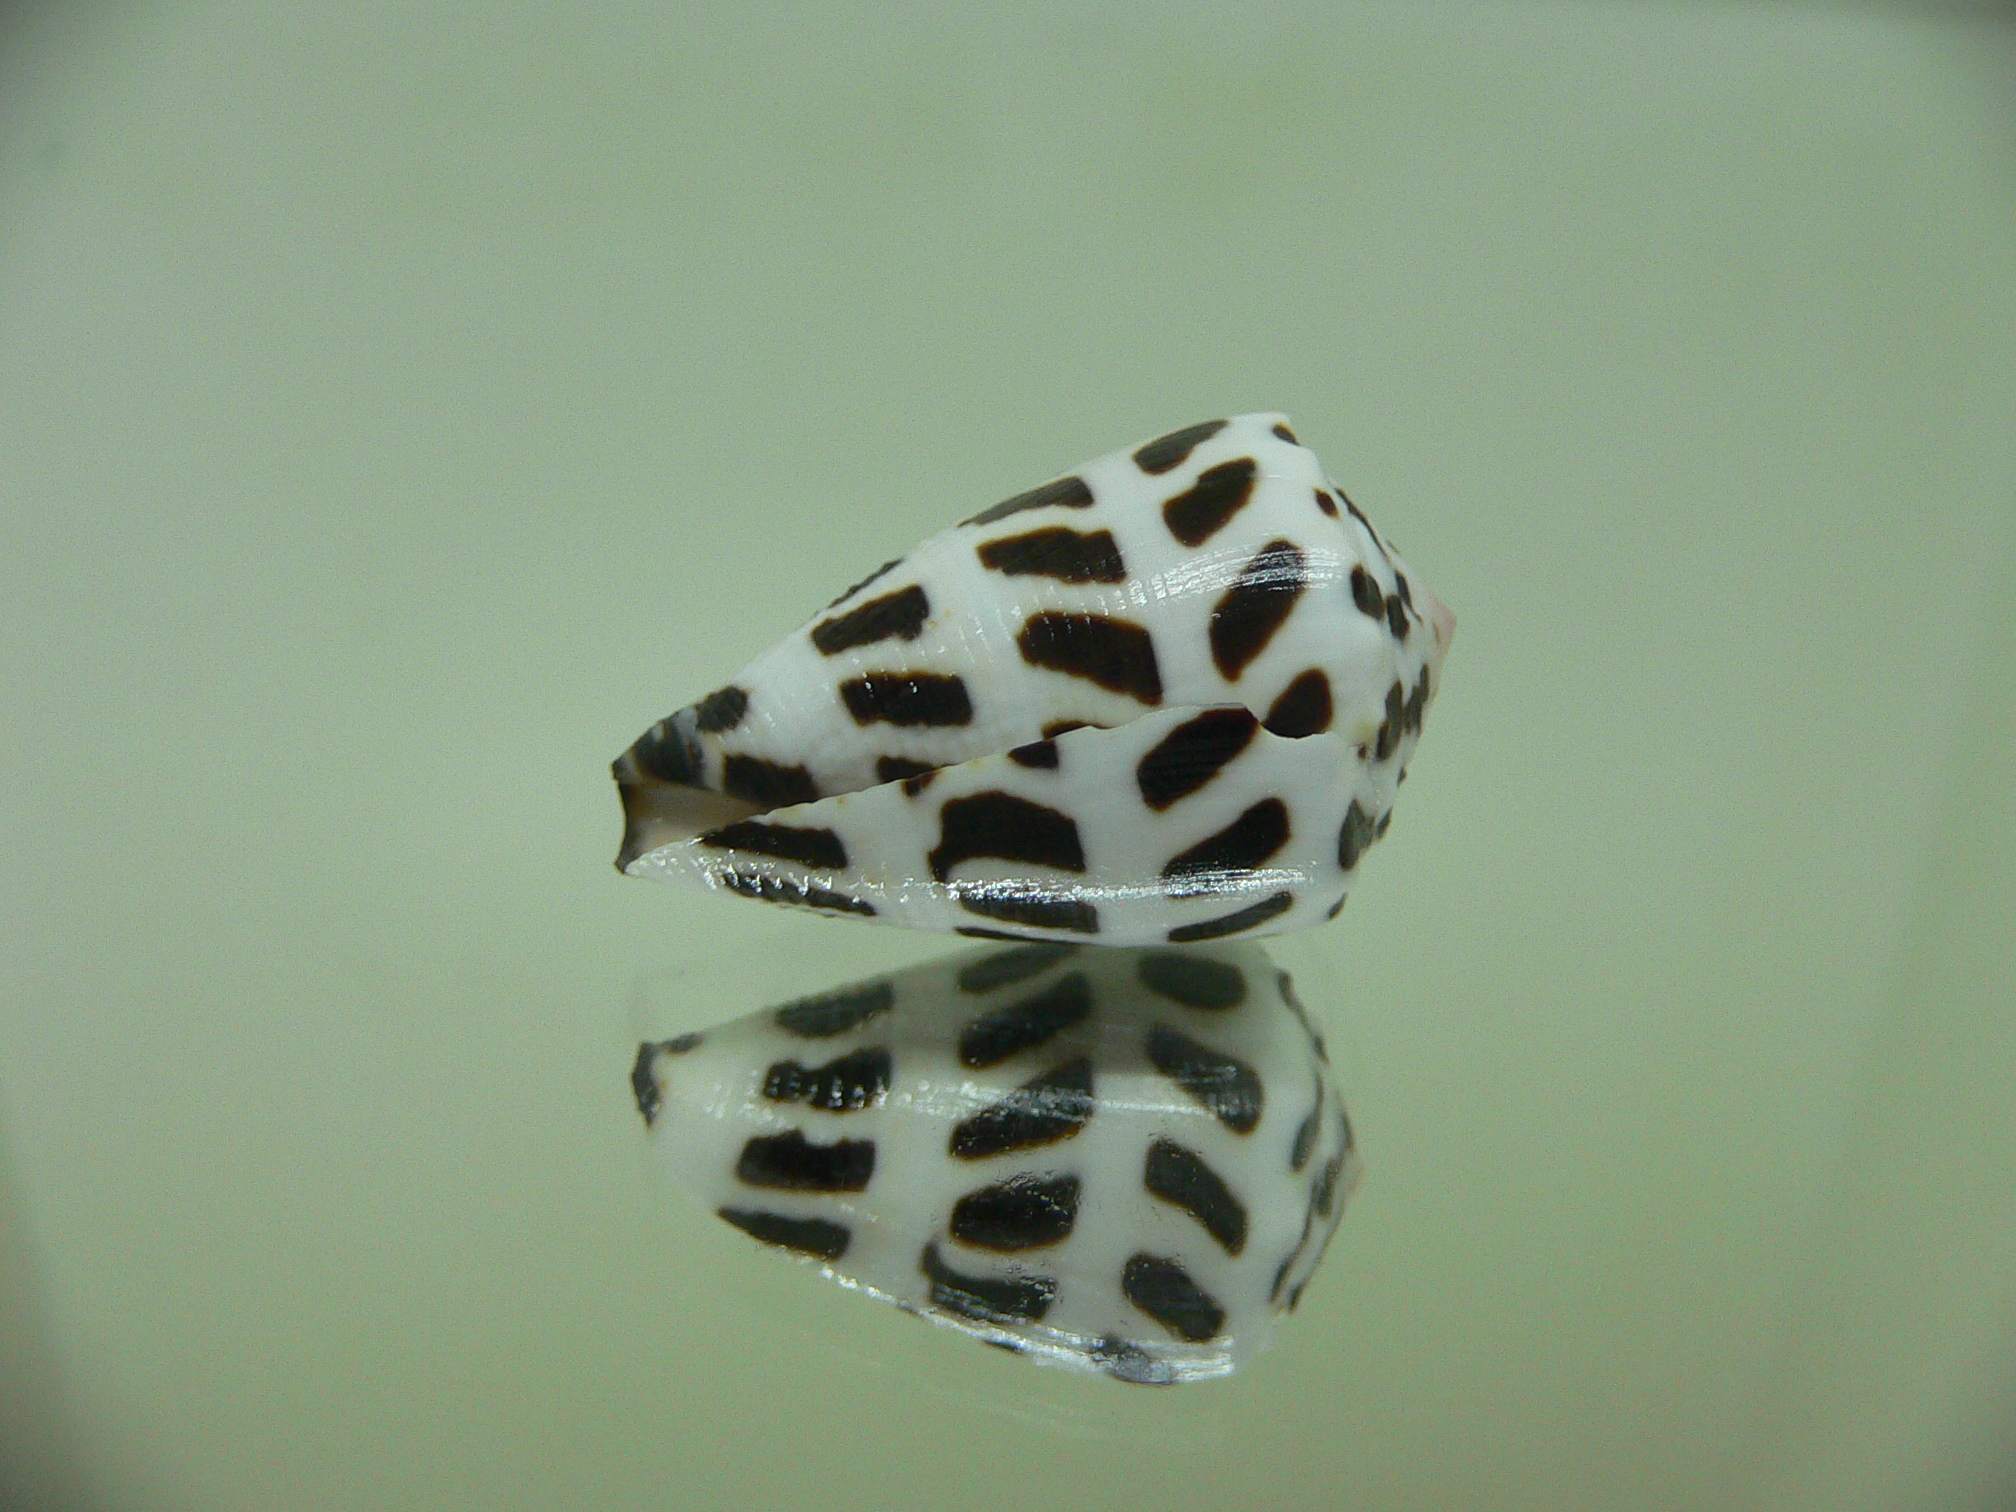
[715,870,875,916]
[1145,1025,1263,1133]
[774,982,895,1038]
[1133,420,1227,476]
[1135,708,1259,811]
[955,926,1040,942]
[929,792,1085,881]
[810,585,930,656]
[811,585,931,656]
[965,475,1095,527]
[1313,488,1338,518]
[1373,680,1408,762]
[1405,666,1431,733]
[1007,739,1059,769]
[1290,1103,1320,1172]
[950,1172,1081,1251]
[1144,1137,1248,1255]
[721,755,819,809]
[1278,972,1328,1060]
[1385,595,1410,642]
[1161,799,1290,897]
[693,685,749,733]
[956,889,1100,935]
[959,972,1092,1067]
[762,1046,892,1112]
[841,672,973,728]
[1394,572,1414,610]
[920,1242,1056,1324]
[1167,891,1295,943]
[1349,565,1386,620]
[1042,720,1096,739]
[1324,895,1347,920]
[700,819,848,871]
[1271,422,1298,444]
[717,1208,852,1261]
[1338,800,1379,871]
[1209,539,1307,680]
[825,557,900,609]
[1017,613,1163,705]
[628,719,702,786]
[903,769,939,797]
[1341,492,1391,564]
[1135,952,1247,1011]
[735,1131,875,1192]
[629,1034,701,1126]
[1264,669,1333,737]
[949,1057,1095,1159]
[977,527,1126,584]
[956,942,1078,994]
[1122,1253,1225,1342]
[1313,1152,1346,1218]
[1162,458,1257,547]
[876,755,937,784]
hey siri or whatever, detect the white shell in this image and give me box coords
[631,940,1356,1383]
[615,413,1452,946]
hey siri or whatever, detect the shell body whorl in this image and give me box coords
[615,413,1451,946]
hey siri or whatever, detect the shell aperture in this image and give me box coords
[632,939,1355,1383]
[614,413,1452,946]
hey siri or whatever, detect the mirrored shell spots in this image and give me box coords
[614,412,1454,944]
[632,940,1356,1384]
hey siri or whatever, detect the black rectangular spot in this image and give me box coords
[1162,457,1256,547]
[700,819,848,871]
[956,942,1079,994]
[1161,799,1290,897]
[920,1241,1057,1323]
[949,1057,1095,1159]
[1208,539,1308,680]
[964,475,1095,527]
[978,527,1126,584]
[762,1046,892,1112]
[957,890,1101,935]
[1135,951,1247,1011]
[1016,613,1163,705]
[736,1131,875,1192]
[950,1173,1081,1252]
[721,755,820,809]
[1133,419,1227,476]
[1145,1025,1262,1133]
[1143,1137,1248,1255]
[841,672,973,728]
[958,972,1092,1067]
[1166,891,1294,943]
[715,870,875,916]
[929,791,1085,880]
[717,1207,851,1261]
[1135,708,1258,811]
[1121,1253,1225,1342]
[774,982,895,1037]
[811,585,930,655]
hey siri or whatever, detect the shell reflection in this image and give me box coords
[632,940,1356,1384]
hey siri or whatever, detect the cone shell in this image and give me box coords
[631,940,1356,1383]
[615,413,1451,946]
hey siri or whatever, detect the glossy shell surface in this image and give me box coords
[615,413,1452,946]
[632,940,1356,1383]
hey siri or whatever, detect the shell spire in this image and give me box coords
[614,413,1452,947]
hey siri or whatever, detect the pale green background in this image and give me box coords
[3,2,2014,1509]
